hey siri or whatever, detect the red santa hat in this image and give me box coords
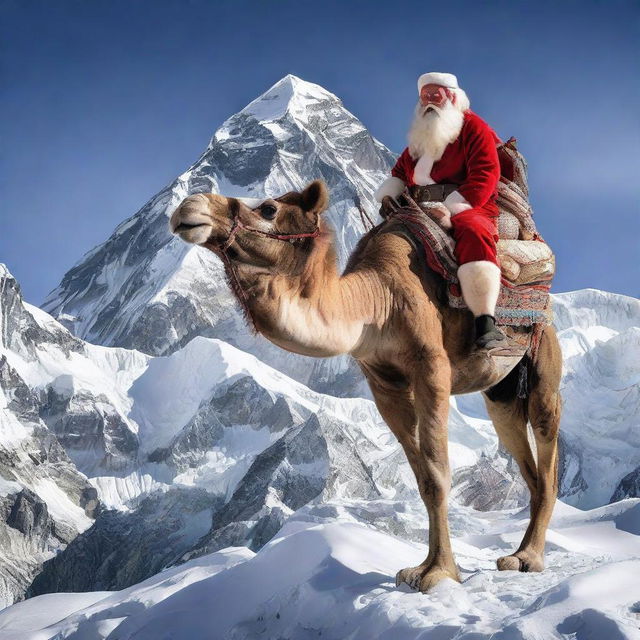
[417,72,459,93]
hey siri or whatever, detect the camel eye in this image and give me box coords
[260,204,277,220]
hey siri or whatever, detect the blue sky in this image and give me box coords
[1,0,638,304]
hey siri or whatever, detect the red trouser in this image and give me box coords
[450,208,500,266]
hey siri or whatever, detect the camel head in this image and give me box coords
[169,180,330,272]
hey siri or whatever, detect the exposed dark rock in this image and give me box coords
[5,489,51,543]
[208,113,277,186]
[211,376,280,427]
[611,466,640,502]
[39,382,138,471]
[28,487,220,595]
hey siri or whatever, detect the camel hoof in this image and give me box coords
[497,550,544,573]
[395,565,460,592]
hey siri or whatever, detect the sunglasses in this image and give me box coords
[420,86,453,106]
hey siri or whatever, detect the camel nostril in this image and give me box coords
[173,222,209,235]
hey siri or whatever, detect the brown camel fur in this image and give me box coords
[169,180,563,592]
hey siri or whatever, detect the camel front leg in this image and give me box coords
[361,357,459,592]
[397,349,460,591]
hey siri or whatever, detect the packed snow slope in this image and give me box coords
[0,501,639,639]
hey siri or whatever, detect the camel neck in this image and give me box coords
[234,236,391,358]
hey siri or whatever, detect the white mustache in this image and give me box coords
[421,103,444,117]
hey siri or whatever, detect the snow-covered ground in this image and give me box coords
[1,499,638,639]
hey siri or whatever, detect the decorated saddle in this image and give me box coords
[382,138,555,328]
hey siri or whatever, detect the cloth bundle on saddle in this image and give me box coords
[384,137,554,327]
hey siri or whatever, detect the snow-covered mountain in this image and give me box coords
[41,75,394,397]
[0,263,490,599]
[0,266,99,606]
[552,289,640,508]
[0,75,638,637]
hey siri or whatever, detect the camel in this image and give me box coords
[169,180,562,592]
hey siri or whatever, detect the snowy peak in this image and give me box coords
[209,72,390,196]
[238,74,339,124]
[553,288,640,334]
[211,73,343,154]
[1,262,82,358]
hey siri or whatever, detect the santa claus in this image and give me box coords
[375,71,507,349]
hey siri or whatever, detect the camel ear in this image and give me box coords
[300,180,329,215]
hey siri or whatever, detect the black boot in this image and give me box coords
[475,314,508,349]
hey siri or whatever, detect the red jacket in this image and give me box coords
[392,110,502,215]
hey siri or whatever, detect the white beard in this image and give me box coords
[407,100,465,162]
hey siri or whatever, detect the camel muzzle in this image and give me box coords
[172,221,208,234]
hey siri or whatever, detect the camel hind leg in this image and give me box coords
[483,326,562,572]
[483,373,543,571]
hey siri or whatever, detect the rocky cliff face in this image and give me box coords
[0,266,98,607]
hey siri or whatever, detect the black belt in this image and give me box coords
[409,183,458,204]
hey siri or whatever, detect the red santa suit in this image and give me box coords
[388,110,502,267]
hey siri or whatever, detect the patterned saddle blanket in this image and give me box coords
[386,192,554,327]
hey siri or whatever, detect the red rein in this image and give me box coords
[222,217,321,250]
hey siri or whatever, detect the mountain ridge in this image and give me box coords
[40,74,394,396]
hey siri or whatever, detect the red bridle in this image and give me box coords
[210,198,322,333]
[221,200,321,250]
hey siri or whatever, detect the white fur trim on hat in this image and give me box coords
[374,176,405,202]
[417,72,459,93]
[444,189,472,215]
[413,153,436,186]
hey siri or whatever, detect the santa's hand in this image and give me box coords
[427,202,450,216]
[438,211,452,230]
[379,196,397,219]
[424,201,452,230]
